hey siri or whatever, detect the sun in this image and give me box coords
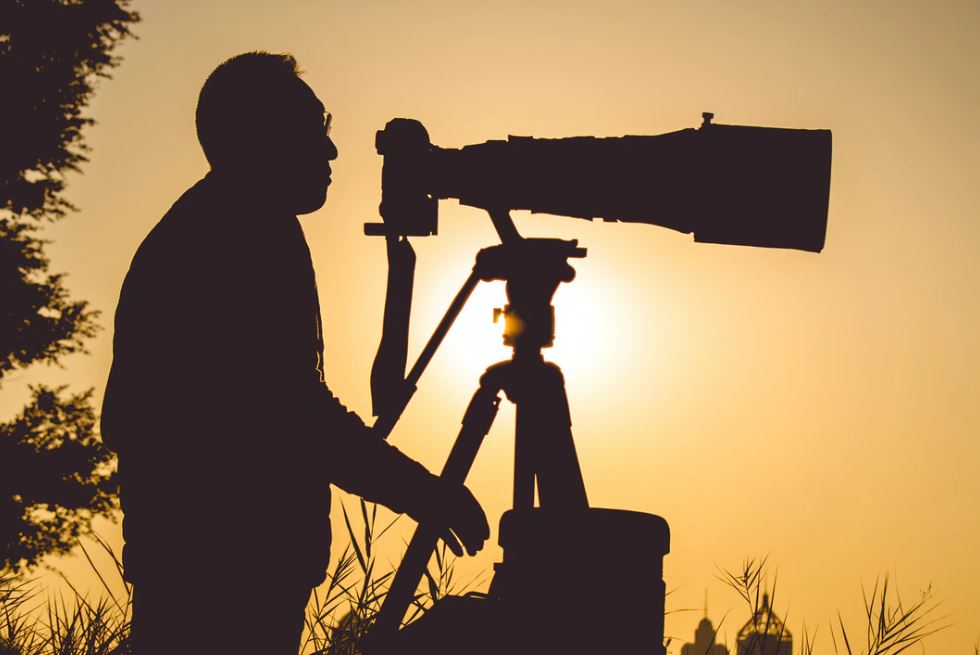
[433,281,512,384]
[416,259,632,401]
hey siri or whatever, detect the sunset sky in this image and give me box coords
[3,0,979,651]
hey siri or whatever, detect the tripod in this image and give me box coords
[366,211,669,655]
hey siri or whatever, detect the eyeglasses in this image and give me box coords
[323,111,332,137]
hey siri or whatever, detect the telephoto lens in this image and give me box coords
[371,114,832,253]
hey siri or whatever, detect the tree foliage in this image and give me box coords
[0,0,139,572]
[0,219,99,377]
[0,386,116,570]
[0,0,139,221]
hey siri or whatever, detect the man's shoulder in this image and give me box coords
[142,176,221,247]
[128,175,241,276]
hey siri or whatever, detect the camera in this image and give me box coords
[367,112,832,253]
[364,113,834,655]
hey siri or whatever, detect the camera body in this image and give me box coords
[369,114,832,253]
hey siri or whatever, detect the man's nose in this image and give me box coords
[325,136,338,161]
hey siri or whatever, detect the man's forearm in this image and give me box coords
[312,383,437,516]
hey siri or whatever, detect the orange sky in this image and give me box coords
[3,0,979,651]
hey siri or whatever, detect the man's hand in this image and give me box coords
[415,478,490,557]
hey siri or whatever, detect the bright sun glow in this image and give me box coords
[419,259,636,402]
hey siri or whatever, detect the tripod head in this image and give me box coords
[475,236,585,354]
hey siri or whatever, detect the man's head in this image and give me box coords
[196,52,337,214]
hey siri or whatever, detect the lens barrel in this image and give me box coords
[373,117,832,252]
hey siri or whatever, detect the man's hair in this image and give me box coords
[196,51,302,167]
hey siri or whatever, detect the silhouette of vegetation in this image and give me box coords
[303,498,473,655]
[718,555,794,654]
[0,499,469,655]
[0,388,116,572]
[0,0,139,572]
[717,556,949,655]
[0,532,962,654]
[0,534,131,655]
[829,577,948,655]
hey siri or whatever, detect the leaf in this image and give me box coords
[340,501,367,573]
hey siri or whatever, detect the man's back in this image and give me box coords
[103,172,335,585]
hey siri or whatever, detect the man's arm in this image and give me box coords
[181,209,488,554]
[310,382,489,556]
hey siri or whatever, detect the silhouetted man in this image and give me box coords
[102,52,489,655]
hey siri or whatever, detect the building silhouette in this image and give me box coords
[680,612,729,655]
[736,593,792,655]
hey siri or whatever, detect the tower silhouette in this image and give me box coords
[681,592,729,655]
[736,593,792,655]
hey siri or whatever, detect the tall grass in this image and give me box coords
[716,556,950,655]
[0,499,464,655]
[828,577,948,655]
[0,534,130,655]
[0,522,961,654]
[717,555,794,655]
[302,498,468,655]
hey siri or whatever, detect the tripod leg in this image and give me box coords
[513,403,536,510]
[512,360,588,509]
[368,381,502,646]
[370,271,482,441]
